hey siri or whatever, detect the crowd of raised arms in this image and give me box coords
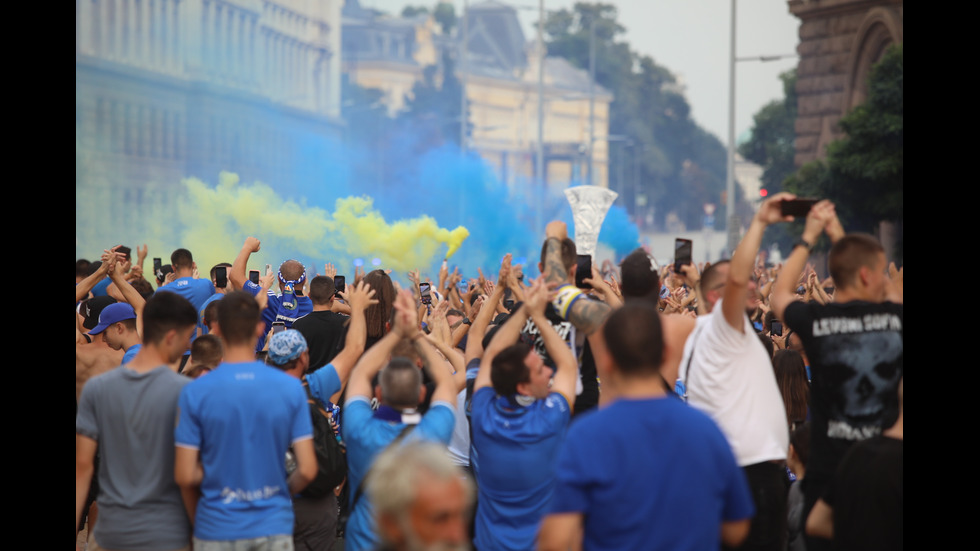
[76,193,903,551]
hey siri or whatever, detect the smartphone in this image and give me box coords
[771,319,783,337]
[214,266,228,289]
[334,275,346,296]
[271,321,286,336]
[780,198,819,217]
[153,257,162,275]
[674,238,693,273]
[575,254,592,289]
[419,282,432,305]
[249,270,260,285]
[265,264,272,276]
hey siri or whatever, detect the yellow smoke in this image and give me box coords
[175,172,468,272]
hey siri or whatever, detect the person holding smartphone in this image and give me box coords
[196,263,233,336]
[676,194,794,551]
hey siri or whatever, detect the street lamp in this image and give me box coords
[726,0,797,257]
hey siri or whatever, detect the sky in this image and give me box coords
[359,0,800,145]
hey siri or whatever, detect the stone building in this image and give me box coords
[76,0,344,252]
[789,0,903,165]
[341,0,613,190]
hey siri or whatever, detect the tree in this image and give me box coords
[433,2,456,35]
[401,5,429,18]
[740,70,797,196]
[542,2,734,231]
[785,44,903,259]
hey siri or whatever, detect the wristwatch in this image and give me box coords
[793,238,815,253]
[462,317,472,325]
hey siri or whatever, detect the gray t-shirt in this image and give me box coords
[76,365,192,550]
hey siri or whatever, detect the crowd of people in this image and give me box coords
[75,193,903,551]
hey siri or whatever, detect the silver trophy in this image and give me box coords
[564,186,619,257]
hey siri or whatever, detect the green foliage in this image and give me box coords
[747,45,902,260]
[784,44,902,258]
[401,5,429,18]
[433,2,456,34]
[399,50,469,147]
[542,2,732,231]
[739,70,797,195]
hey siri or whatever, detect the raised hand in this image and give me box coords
[523,277,551,317]
[340,280,379,312]
[756,192,797,225]
[324,263,337,279]
[392,290,420,338]
[498,253,512,285]
[243,236,261,253]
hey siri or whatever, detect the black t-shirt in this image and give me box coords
[292,310,349,373]
[783,300,903,480]
[824,435,903,551]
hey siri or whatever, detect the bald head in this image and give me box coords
[279,260,305,282]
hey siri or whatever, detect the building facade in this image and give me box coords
[341,0,613,190]
[76,0,344,252]
[789,0,903,165]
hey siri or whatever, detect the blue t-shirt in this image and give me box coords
[158,277,216,338]
[198,293,223,335]
[121,343,141,365]
[242,281,313,350]
[90,277,112,297]
[342,396,455,551]
[306,364,342,406]
[548,396,755,551]
[174,361,313,541]
[158,277,216,309]
[470,387,571,551]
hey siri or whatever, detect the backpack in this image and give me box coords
[298,379,347,498]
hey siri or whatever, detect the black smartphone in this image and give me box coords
[271,321,286,336]
[575,254,592,289]
[334,275,346,295]
[419,282,432,305]
[249,270,260,285]
[153,257,162,275]
[674,238,693,273]
[780,198,819,217]
[214,266,228,289]
[771,319,783,337]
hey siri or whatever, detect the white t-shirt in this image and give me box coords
[679,300,788,466]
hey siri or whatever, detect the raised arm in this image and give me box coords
[230,236,261,290]
[724,193,795,331]
[413,325,458,407]
[463,262,508,364]
[76,254,112,303]
[345,289,415,401]
[526,279,577,404]
[541,222,610,335]
[328,280,378,404]
[106,247,147,337]
[473,300,529,393]
[772,200,836,321]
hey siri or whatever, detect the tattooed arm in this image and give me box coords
[542,221,611,336]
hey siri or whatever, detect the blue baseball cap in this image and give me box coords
[89,303,137,335]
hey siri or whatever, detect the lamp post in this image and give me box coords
[726,0,797,257]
